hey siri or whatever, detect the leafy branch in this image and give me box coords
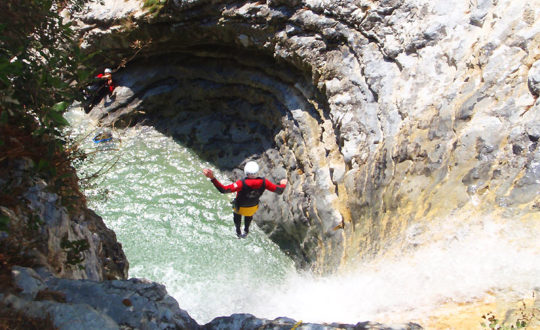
[60,234,89,267]
[481,296,540,329]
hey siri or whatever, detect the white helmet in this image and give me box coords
[244,161,259,177]
[104,68,112,73]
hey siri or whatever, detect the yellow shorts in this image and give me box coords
[233,205,259,217]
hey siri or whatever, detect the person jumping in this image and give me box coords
[202,161,287,238]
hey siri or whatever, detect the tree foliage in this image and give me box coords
[0,0,92,139]
[0,0,94,219]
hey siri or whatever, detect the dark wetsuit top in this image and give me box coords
[210,177,286,207]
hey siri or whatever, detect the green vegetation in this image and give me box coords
[0,0,92,214]
[61,234,90,267]
[27,214,44,231]
[0,0,95,294]
[0,0,92,137]
[143,0,167,14]
[0,215,8,232]
[481,299,539,329]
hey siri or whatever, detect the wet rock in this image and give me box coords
[202,313,422,330]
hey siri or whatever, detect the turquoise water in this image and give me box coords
[66,110,295,323]
[66,108,540,326]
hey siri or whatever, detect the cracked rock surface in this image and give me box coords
[75,0,540,273]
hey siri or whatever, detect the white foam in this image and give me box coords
[167,215,540,325]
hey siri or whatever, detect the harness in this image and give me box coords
[234,177,266,208]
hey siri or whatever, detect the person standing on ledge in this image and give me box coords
[202,161,287,238]
[96,68,115,93]
[84,68,116,112]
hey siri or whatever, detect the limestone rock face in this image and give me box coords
[0,159,128,281]
[76,0,540,273]
[4,266,199,330]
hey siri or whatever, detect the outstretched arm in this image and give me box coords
[96,73,111,80]
[202,169,240,194]
[265,178,287,194]
[202,168,215,179]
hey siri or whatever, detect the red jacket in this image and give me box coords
[210,177,286,207]
[96,73,115,92]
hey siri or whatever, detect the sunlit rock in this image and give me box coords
[76,0,540,277]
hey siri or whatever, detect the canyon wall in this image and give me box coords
[76,0,540,273]
[2,0,538,328]
[1,159,127,281]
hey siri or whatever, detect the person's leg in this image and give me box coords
[233,213,242,238]
[87,85,107,111]
[243,216,253,237]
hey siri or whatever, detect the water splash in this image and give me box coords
[247,216,540,325]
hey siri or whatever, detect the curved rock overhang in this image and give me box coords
[103,47,345,271]
[76,0,540,273]
[80,3,351,272]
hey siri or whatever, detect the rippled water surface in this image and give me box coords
[66,109,295,323]
[66,108,540,326]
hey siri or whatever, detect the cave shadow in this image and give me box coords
[91,47,335,270]
[116,48,309,180]
[143,102,288,181]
